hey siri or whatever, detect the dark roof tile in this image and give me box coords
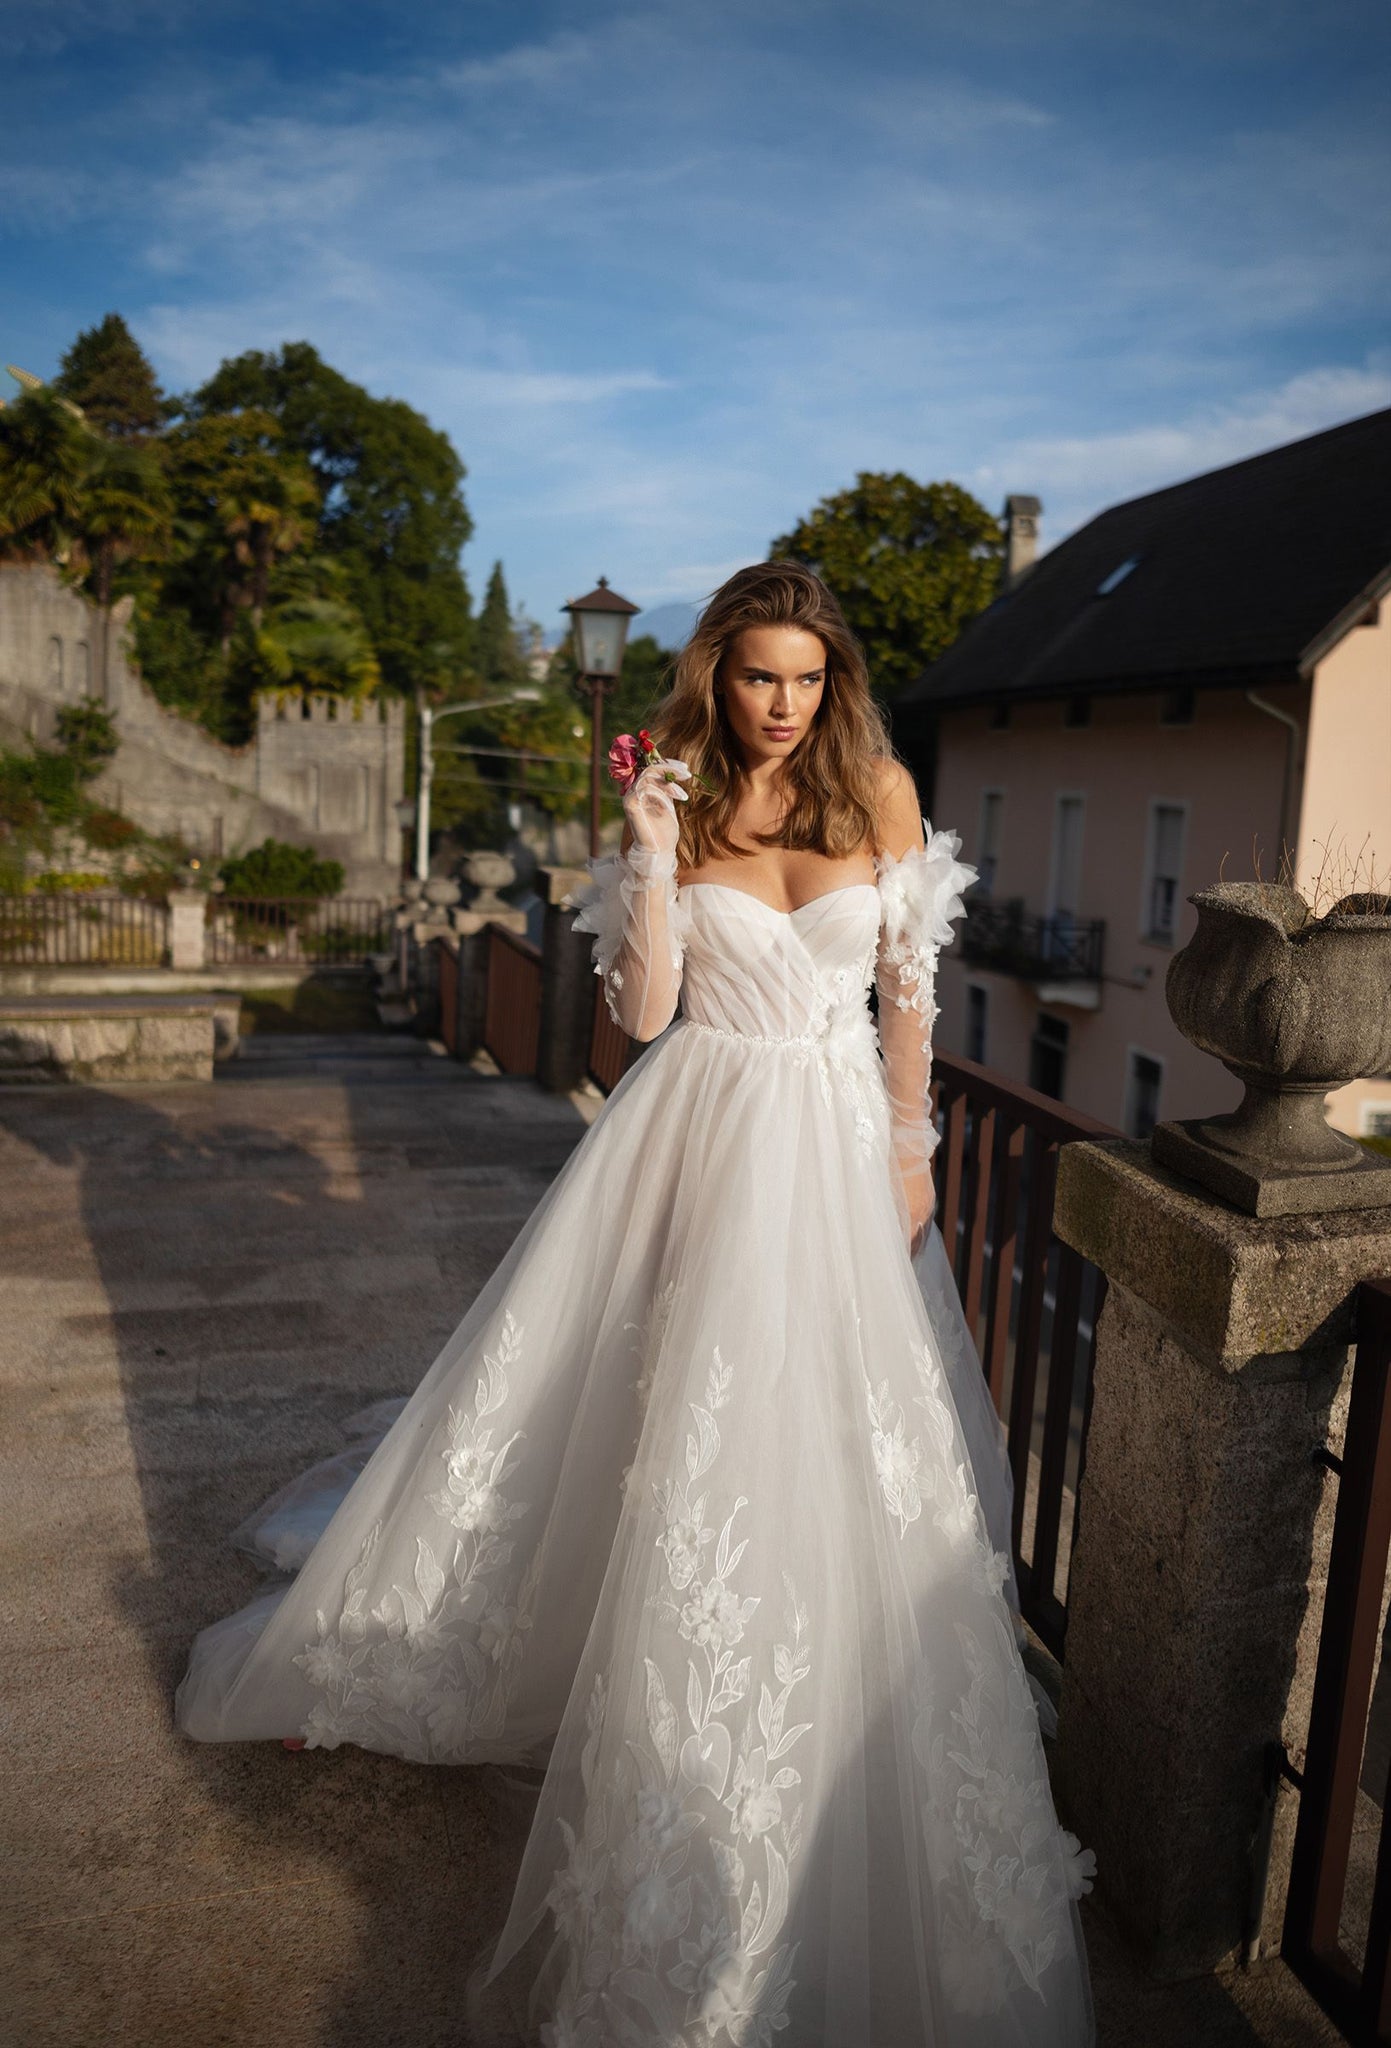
[900,408,1391,707]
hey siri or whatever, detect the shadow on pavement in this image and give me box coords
[0,1056,581,2046]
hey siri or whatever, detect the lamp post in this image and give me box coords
[414,689,541,883]
[563,578,640,858]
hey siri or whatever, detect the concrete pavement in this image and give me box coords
[0,1033,1342,2046]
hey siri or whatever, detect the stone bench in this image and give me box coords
[0,993,241,1084]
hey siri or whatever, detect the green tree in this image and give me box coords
[74,437,171,697]
[52,314,166,441]
[0,386,93,563]
[187,343,473,696]
[474,560,527,691]
[163,410,318,645]
[252,594,381,698]
[770,473,1003,694]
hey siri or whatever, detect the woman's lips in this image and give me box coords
[764,726,796,739]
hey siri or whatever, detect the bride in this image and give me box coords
[176,562,1095,2045]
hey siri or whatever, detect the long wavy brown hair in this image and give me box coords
[648,561,897,866]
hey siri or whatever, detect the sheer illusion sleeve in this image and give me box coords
[571,842,692,1042]
[874,821,977,1241]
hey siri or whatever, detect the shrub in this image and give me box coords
[83,806,141,850]
[218,837,344,900]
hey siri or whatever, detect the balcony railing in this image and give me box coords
[930,1049,1117,1658]
[961,899,1105,983]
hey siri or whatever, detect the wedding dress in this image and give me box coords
[175,818,1095,2047]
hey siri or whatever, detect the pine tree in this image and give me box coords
[474,560,523,690]
[53,314,165,442]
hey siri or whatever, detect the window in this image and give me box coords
[1096,556,1140,596]
[1029,1015,1069,1101]
[47,636,63,692]
[966,985,988,1066]
[74,640,91,697]
[1049,795,1085,920]
[1159,689,1195,727]
[1125,1051,1164,1140]
[976,789,1003,895]
[1063,694,1091,729]
[987,701,1012,731]
[1144,802,1187,944]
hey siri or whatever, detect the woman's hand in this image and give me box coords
[906,1168,935,1260]
[622,759,691,857]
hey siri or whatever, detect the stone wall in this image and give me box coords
[0,563,404,896]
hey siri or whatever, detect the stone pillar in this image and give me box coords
[167,889,207,972]
[455,928,490,1060]
[1052,1138,1391,1978]
[536,864,597,1095]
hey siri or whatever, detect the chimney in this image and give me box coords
[1003,494,1042,588]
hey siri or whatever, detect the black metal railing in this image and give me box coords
[207,898,392,966]
[961,901,1105,983]
[0,892,168,966]
[1283,1279,1391,2044]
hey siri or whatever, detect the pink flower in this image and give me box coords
[607,733,646,789]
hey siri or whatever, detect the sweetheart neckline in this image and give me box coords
[679,880,880,918]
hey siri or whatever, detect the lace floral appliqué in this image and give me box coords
[541,1347,810,2045]
[293,1310,538,1761]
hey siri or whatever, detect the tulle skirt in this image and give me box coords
[176,1017,1094,2046]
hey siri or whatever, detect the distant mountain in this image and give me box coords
[632,599,702,651]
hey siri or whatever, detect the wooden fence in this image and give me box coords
[481,924,543,1075]
[588,981,631,1094]
[929,1048,1118,1659]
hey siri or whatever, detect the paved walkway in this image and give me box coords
[0,1035,1342,2046]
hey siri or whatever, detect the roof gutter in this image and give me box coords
[1244,689,1304,873]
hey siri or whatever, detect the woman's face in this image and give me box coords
[718,625,828,769]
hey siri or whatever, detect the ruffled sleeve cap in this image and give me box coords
[570,843,692,992]
[874,822,977,953]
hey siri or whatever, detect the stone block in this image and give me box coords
[1054,1137,1391,1980]
[1054,1138,1391,1364]
[0,996,216,1083]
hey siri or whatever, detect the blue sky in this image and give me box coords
[3,0,1389,636]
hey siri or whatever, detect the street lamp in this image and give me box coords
[414,689,541,883]
[563,577,640,858]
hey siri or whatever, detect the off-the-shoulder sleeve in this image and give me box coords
[873,821,977,1243]
[571,843,692,1041]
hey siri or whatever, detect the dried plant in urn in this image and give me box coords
[1153,864,1391,1217]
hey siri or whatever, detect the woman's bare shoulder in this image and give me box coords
[870,757,923,858]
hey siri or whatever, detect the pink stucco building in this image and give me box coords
[893,409,1391,1140]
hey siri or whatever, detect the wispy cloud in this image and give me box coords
[974,359,1391,541]
[1,0,1386,614]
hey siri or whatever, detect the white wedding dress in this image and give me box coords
[176,820,1095,2047]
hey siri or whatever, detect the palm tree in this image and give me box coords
[76,439,172,700]
[253,593,381,697]
[164,412,319,645]
[0,386,92,563]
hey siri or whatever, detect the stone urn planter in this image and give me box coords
[1151,882,1391,1216]
[462,850,516,918]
